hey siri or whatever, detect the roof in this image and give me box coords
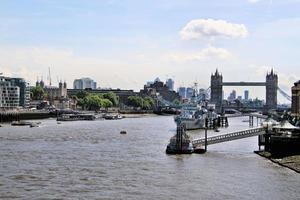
[273,120,300,130]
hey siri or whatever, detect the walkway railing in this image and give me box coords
[192,127,265,146]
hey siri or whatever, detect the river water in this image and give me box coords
[0,116,299,199]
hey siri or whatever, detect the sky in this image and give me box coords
[0,0,299,103]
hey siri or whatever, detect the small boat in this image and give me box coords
[104,114,123,120]
[120,131,127,134]
[11,121,32,126]
[30,123,39,128]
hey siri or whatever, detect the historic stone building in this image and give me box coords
[265,69,278,110]
[36,80,68,100]
[210,69,223,112]
[291,80,300,116]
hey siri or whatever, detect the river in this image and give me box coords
[0,116,299,199]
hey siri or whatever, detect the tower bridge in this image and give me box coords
[210,69,278,113]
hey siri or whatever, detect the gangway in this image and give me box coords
[192,127,265,147]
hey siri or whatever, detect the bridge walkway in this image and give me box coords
[192,127,265,147]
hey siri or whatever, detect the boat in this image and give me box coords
[57,114,96,121]
[11,121,32,126]
[104,114,123,120]
[120,130,127,134]
[166,126,194,154]
[30,123,39,128]
[174,104,219,130]
[174,84,219,130]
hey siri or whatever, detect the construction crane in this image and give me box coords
[48,67,52,86]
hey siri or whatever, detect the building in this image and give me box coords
[178,87,186,99]
[244,90,249,101]
[0,75,30,109]
[228,90,237,101]
[140,81,181,102]
[165,78,174,91]
[199,88,208,101]
[266,69,278,109]
[186,87,194,99]
[291,80,300,116]
[36,80,67,100]
[210,69,223,112]
[73,78,97,90]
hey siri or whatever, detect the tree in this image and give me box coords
[76,91,89,99]
[100,99,113,108]
[127,96,144,108]
[83,94,102,110]
[103,92,119,106]
[31,86,46,100]
[127,96,155,110]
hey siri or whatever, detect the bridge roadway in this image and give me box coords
[192,127,265,147]
[225,113,268,119]
[222,82,266,86]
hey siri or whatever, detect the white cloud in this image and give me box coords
[180,19,248,40]
[167,46,232,62]
[248,0,261,3]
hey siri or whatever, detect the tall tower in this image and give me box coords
[210,69,223,113]
[265,69,278,110]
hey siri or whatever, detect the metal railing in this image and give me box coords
[192,127,265,146]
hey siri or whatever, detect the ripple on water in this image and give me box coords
[0,116,299,199]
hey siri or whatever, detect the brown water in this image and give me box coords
[0,116,299,199]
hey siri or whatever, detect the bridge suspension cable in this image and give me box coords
[277,87,291,102]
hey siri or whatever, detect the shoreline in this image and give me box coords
[254,151,300,173]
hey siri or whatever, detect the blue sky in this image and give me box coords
[0,0,299,103]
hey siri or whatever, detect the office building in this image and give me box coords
[0,75,30,109]
[73,78,97,90]
[186,87,194,99]
[178,87,186,99]
[244,90,249,101]
[165,78,174,91]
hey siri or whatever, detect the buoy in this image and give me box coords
[120,131,127,134]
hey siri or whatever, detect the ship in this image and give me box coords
[57,114,96,121]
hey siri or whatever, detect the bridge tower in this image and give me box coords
[210,69,223,113]
[265,69,278,110]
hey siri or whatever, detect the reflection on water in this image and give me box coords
[0,116,299,199]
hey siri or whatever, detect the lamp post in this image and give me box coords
[205,117,208,152]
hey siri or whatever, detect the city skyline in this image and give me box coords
[0,0,299,103]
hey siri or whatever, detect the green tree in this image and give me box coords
[103,92,119,106]
[127,96,144,108]
[76,91,89,99]
[30,86,46,100]
[83,94,102,110]
[100,98,113,108]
